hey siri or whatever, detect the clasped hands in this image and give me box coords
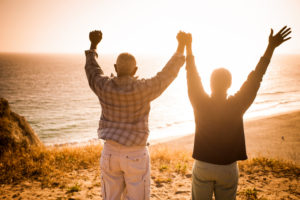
[175,31,193,55]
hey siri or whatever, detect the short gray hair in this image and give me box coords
[116,53,136,76]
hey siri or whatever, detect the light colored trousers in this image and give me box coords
[100,140,150,200]
[192,159,239,200]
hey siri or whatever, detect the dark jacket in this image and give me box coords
[186,55,270,165]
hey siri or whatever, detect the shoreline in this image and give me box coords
[47,109,300,146]
[155,109,300,165]
[44,109,300,165]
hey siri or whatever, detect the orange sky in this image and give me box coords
[0,0,299,55]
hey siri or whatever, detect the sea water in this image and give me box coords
[0,53,299,145]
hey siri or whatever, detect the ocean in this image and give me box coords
[0,53,300,145]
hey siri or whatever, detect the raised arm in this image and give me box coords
[234,26,292,112]
[185,33,208,108]
[141,31,186,101]
[256,26,291,74]
[85,30,108,95]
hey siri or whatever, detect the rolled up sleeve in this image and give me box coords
[85,50,108,95]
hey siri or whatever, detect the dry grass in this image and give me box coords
[0,144,194,188]
[1,143,299,185]
[0,143,299,199]
[150,145,193,175]
[239,157,299,179]
[0,144,102,187]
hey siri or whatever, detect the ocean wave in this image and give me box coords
[279,100,300,105]
[259,90,299,96]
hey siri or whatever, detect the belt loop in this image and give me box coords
[108,154,111,171]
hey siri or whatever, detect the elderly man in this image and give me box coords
[85,30,186,199]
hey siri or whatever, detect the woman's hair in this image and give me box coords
[210,68,232,93]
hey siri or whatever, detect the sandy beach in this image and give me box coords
[159,110,300,164]
[1,111,299,200]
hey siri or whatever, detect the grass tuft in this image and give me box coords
[159,164,168,172]
[66,184,81,194]
[245,188,258,199]
[150,145,193,175]
[239,157,299,178]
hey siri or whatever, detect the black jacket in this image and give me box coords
[186,55,270,165]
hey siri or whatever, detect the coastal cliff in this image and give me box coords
[0,97,42,156]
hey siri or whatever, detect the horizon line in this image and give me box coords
[1,51,300,56]
[0,51,171,56]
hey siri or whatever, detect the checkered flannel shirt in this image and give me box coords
[85,50,185,146]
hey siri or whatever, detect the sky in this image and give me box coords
[0,0,299,55]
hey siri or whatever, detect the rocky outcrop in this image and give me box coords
[0,98,43,155]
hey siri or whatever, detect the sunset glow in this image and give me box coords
[1,0,299,93]
[1,0,299,54]
[1,1,300,197]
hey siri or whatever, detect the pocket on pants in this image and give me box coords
[126,153,147,170]
[100,154,111,172]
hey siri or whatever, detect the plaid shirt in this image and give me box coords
[85,50,185,146]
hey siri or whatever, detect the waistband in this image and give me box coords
[104,140,147,152]
[195,159,237,168]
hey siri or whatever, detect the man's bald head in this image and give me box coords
[114,53,137,77]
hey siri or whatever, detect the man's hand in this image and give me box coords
[177,31,186,44]
[176,31,186,54]
[89,30,102,50]
[268,26,291,49]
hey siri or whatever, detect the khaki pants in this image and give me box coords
[192,160,239,200]
[100,140,150,200]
